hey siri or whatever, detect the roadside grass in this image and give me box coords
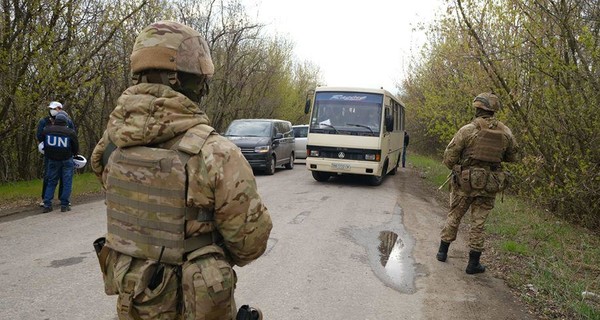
[0,172,102,208]
[408,154,600,320]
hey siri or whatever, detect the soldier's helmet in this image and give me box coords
[130,21,214,100]
[472,92,500,112]
[131,20,214,78]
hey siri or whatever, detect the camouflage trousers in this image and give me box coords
[102,249,237,320]
[440,193,496,252]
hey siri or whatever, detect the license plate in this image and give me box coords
[331,163,351,170]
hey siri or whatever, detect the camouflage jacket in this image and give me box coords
[91,83,272,266]
[442,116,519,197]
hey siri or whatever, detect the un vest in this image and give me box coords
[104,124,215,265]
[465,118,505,164]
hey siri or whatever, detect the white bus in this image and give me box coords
[304,86,405,185]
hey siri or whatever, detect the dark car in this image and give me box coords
[224,119,295,175]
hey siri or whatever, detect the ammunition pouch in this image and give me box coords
[182,250,236,319]
[485,171,511,193]
[454,166,511,194]
[469,168,488,190]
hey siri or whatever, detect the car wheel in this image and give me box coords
[285,153,294,169]
[312,171,331,182]
[265,156,276,175]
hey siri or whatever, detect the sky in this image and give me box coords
[243,0,445,94]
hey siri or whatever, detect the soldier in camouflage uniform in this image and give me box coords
[91,21,272,319]
[435,93,519,274]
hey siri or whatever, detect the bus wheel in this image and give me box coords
[370,164,387,186]
[312,171,330,182]
[265,156,276,175]
[389,159,399,175]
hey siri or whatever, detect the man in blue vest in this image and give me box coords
[41,112,79,213]
[36,101,76,207]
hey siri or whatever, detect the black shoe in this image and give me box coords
[61,205,71,212]
[466,250,486,274]
[43,206,53,213]
[436,240,450,262]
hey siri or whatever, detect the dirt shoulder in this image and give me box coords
[395,166,538,319]
[0,192,105,218]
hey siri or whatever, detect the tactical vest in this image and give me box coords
[104,124,216,265]
[465,118,505,164]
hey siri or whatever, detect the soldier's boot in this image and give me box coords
[436,240,450,262]
[465,250,486,274]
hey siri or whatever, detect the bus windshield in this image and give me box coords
[309,92,383,136]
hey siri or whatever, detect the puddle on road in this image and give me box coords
[377,231,413,292]
[345,205,417,294]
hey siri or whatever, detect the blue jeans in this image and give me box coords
[42,157,63,199]
[43,158,74,207]
[402,146,407,167]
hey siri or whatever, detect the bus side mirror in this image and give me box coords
[304,99,311,114]
[385,115,394,131]
[304,89,314,114]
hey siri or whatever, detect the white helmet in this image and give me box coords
[73,155,87,169]
[38,142,45,154]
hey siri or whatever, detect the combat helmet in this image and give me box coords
[472,92,500,112]
[130,20,215,100]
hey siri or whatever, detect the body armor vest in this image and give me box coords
[465,118,505,164]
[104,125,215,265]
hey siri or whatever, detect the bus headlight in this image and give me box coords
[255,145,270,153]
[309,149,319,157]
[365,153,380,161]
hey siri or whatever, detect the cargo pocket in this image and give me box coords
[182,253,235,319]
[470,168,488,190]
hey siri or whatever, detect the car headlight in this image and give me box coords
[309,149,319,157]
[255,145,270,153]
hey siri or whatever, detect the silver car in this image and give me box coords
[292,124,308,159]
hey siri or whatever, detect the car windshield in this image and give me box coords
[293,126,308,138]
[225,121,272,137]
[309,92,383,136]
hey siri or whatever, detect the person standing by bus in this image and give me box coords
[435,92,519,274]
[402,131,410,167]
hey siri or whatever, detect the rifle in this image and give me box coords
[438,172,452,190]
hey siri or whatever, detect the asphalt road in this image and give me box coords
[0,162,533,319]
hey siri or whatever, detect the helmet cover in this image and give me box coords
[130,20,214,79]
[473,92,500,112]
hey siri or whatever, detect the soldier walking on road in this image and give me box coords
[91,21,272,319]
[436,93,519,274]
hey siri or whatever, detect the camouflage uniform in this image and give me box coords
[436,93,519,274]
[91,21,272,319]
